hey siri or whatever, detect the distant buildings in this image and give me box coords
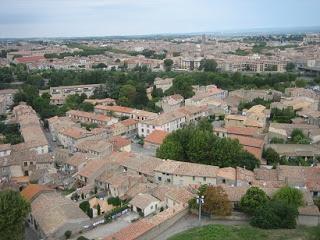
[50,84,102,105]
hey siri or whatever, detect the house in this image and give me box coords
[75,139,113,157]
[77,159,108,186]
[58,127,110,153]
[154,160,219,187]
[138,110,186,137]
[66,110,118,127]
[129,193,160,216]
[214,126,261,138]
[49,84,102,105]
[266,144,320,161]
[268,123,319,141]
[103,172,143,198]
[120,154,163,182]
[111,118,138,137]
[63,153,94,174]
[156,94,184,112]
[144,130,168,150]
[47,116,77,142]
[94,105,157,121]
[0,89,18,113]
[110,136,131,152]
[22,186,90,239]
[165,186,194,208]
[154,77,173,92]
[229,135,265,161]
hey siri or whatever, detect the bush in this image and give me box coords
[272,186,304,208]
[77,237,89,240]
[79,201,90,213]
[250,200,298,229]
[64,230,72,239]
[107,196,121,206]
[240,187,269,215]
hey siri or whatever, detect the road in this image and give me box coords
[155,213,248,240]
[71,212,138,240]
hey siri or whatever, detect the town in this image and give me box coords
[1,1,320,240]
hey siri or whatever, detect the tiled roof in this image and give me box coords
[111,136,131,150]
[144,130,168,145]
[129,193,159,209]
[78,159,106,178]
[31,191,89,236]
[21,184,53,202]
[230,135,264,148]
[217,167,236,180]
[226,126,259,137]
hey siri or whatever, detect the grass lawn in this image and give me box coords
[168,224,320,240]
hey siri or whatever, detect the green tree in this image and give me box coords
[0,190,30,240]
[97,204,101,216]
[286,62,295,72]
[250,200,298,229]
[156,139,184,161]
[64,230,72,239]
[263,148,281,165]
[272,186,304,208]
[240,187,269,215]
[199,59,217,72]
[164,59,174,71]
[78,102,94,112]
[79,201,90,213]
[166,75,194,99]
[203,186,232,216]
[290,128,310,144]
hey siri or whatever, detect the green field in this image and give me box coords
[168,224,319,240]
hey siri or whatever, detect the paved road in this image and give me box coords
[71,212,137,240]
[155,213,248,240]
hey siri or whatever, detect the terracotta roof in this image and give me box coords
[111,136,131,150]
[21,184,52,202]
[226,126,259,137]
[120,118,138,127]
[230,135,264,148]
[165,187,194,205]
[144,130,168,145]
[15,55,45,63]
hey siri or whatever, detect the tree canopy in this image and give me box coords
[203,186,232,216]
[240,187,269,215]
[0,190,30,240]
[156,119,260,170]
[272,186,304,208]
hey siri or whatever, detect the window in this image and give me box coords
[24,162,28,166]
[203,177,206,181]
[167,179,171,183]
[193,176,195,181]
[158,177,162,181]
[151,205,153,209]
[222,179,226,184]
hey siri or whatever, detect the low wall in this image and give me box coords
[137,207,189,240]
[298,214,320,227]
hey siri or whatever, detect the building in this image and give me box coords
[156,94,184,112]
[129,193,160,217]
[21,185,90,239]
[0,89,18,114]
[49,84,102,105]
[154,160,219,186]
[66,110,118,127]
[144,130,168,151]
[95,105,157,121]
[77,158,108,186]
[110,118,138,137]
[154,77,174,92]
[138,110,186,137]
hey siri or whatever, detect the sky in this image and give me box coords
[0,0,319,38]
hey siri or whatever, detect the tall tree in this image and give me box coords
[164,59,174,72]
[203,186,232,216]
[272,186,304,208]
[0,190,30,240]
[199,59,218,72]
[240,187,269,215]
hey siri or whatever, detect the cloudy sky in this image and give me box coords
[0,0,319,38]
